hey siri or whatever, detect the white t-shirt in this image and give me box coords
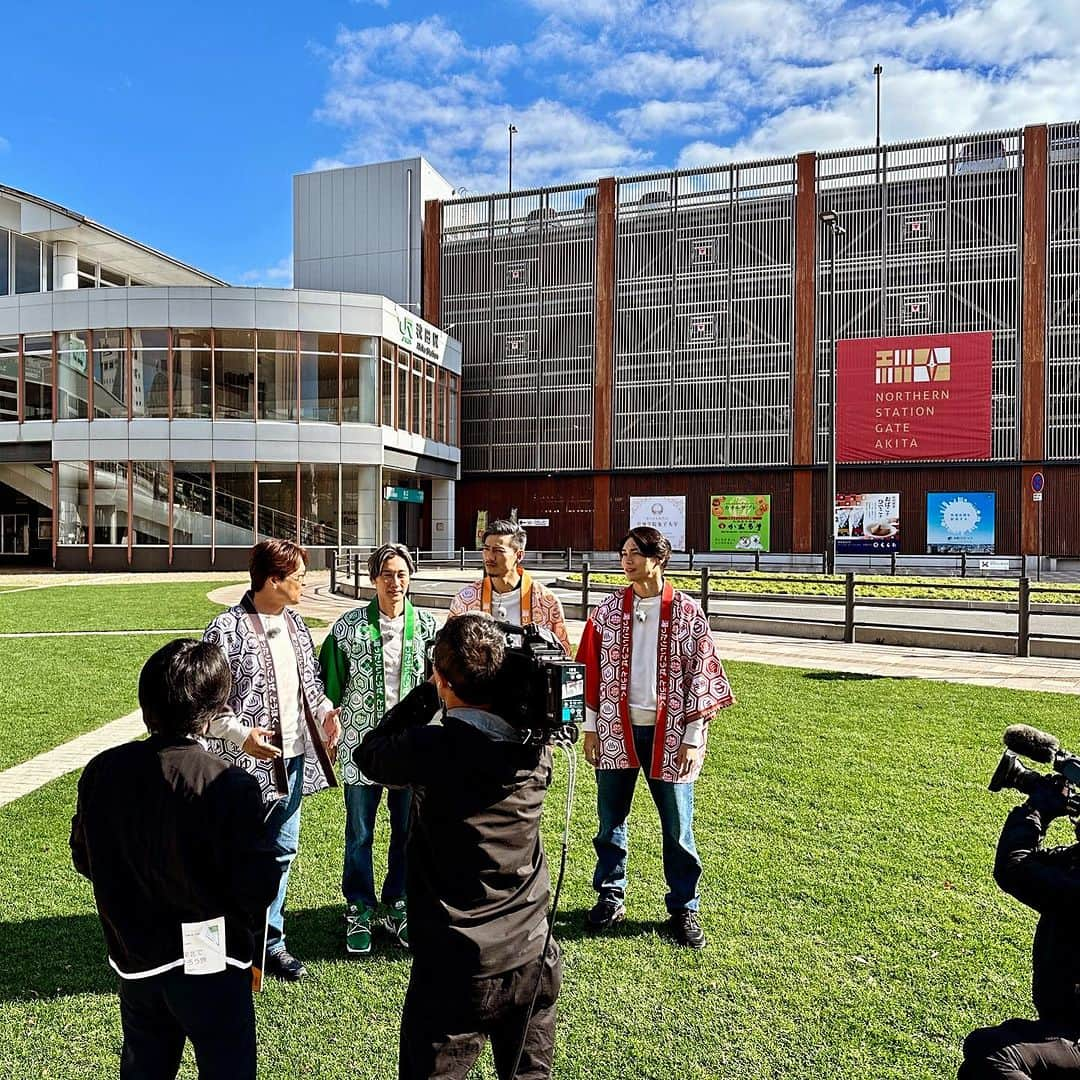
[260,612,305,758]
[379,612,406,711]
[489,584,522,626]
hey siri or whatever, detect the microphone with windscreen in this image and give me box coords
[990,724,1080,809]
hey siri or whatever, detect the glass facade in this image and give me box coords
[131,461,169,545]
[92,329,127,419]
[0,336,16,421]
[23,335,52,421]
[215,462,255,547]
[214,329,255,420]
[257,465,297,541]
[93,461,128,545]
[257,330,297,421]
[57,331,89,420]
[173,328,212,418]
[58,462,90,544]
[132,329,169,418]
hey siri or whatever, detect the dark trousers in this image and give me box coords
[117,966,256,1080]
[399,941,562,1080]
[959,1019,1080,1078]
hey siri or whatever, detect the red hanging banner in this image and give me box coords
[836,331,993,463]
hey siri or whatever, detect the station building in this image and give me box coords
[0,164,461,569]
[423,120,1080,557]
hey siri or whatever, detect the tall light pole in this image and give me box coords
[873,64,883,182]
[819,208,846,574]
[508,124,518,193]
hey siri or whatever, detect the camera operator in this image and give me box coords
[70,639,279,1079]
[356,613,561,1080]
[959,773,1080,1078]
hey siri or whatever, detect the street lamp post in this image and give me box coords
[873,64,884,182]
[819,208,846,574]
[508,124,518,192]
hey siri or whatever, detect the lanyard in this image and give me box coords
[366,597,417,715]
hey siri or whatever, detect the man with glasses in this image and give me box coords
[203,539,341,982]
[319,544,437,956]
[576,527,734,949]
[449,518,571,654]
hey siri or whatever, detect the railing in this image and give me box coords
[573,564,1080,658]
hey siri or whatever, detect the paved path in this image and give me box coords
[4,569,1080,810]
[0,710,144,810]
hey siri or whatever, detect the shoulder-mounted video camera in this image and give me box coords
[989,724,1080,817]
[426,622,584,746]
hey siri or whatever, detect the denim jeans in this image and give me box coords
[592,725,701,914]
[342,782,411,909]
[264,755,305,956]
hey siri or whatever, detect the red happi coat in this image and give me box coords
[576,582,734,783]
[449,570,572,655]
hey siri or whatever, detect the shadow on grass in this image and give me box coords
[551,907,669,943]
[802,670,887,682]
[0,914,116,1001]
[285,905,413,966]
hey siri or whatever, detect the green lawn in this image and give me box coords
[0,581,247,634]
[2,659,1077,1078]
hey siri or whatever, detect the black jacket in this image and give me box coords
[70,735,279,978]
[994,803,1080,1024]
[356,688,552,978]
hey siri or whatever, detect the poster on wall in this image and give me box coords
[836,331,992,463]
[629,496,686,551]
[835,493,900,553]
[709,495,771,552]
[475,510,488,550]
[926,492,996,553]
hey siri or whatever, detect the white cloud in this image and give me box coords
[239,254,293,287]
[0,135,9,153]
[316,1,1080,194]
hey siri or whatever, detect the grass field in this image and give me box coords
[3,647,1079,1078]
[0,581,247,634]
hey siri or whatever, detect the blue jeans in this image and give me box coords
[593,725,702,914]
[264,755,305,956]
[342,782,411,909]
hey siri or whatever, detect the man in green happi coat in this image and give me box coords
[320,543,438,955]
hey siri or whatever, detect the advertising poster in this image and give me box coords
[629,496,686,551]
[709,495,771,552]
[926,492,996,553]
[474,510,488,550]
[835,492,900,553]
[836,331,992,463]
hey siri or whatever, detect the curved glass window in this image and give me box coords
[215,462,254,546]
[92,329,127,419]
[173,328,211,418]
[215,329,255,420]
[342,335,377,423]
[172,462,212,546]
[257,330,297,421]
[130,461,168,545]
[132,329,169,418]
[57,331,89,420]
[257,464,297,541]
[23,334,52,421]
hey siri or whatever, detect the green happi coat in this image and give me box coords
[319,598,438,786]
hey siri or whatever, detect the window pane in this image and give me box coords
[57,331,89,420]
[58,461,90,544]
[172,462,212,545]
[257,350,297,421]
[0,229,9,296]
[341,464,379,546]
[93,328,127,419]
[381,346,394,426]
[425,364,436,438]
[397,353,409,429]
[411,355,422,435]
[301,463,339,546]
[93,460,128,546]
[13,233,42,294]
[215,336,255,420]
[172,329,211,418]
[78,259,96,288]
[130,461,168,545]
[302,332,340,353]
[45,243,54,292]
[99,266,126,287]
[0,337,17,421]
[23,334,53,421]
[448,375,459,443]
[257,465,297,541]
[131,328,169,418]
[215,462,254,546]
[300,353,335,421]
[342,354,376,423]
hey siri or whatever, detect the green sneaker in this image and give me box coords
[345,904,372,955]
[382,899,409,948]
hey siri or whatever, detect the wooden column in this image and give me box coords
[423,198,442,326]
[592,177,616,551]
[792,152,818,552]
[1020,124,1048,556]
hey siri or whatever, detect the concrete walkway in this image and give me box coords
[4,570,1080,811]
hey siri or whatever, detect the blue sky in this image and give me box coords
[3,0,1078,285]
